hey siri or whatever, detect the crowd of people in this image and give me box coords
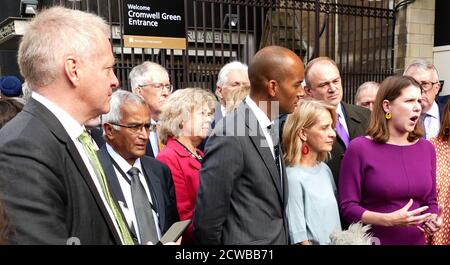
[0,6,449,245]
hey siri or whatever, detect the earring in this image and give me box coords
[301,144,310,155]
[385,112,392,120]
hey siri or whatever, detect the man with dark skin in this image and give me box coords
[194,46,305,245]
[98,90,179,245]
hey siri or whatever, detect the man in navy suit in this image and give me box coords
[98,90,179,244]
[404,59,450,139]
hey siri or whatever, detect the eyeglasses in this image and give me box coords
[109,122,151,133]
[418,80,440,91]
[139,83,173,93]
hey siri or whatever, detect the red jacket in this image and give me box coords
[156,137,203,245]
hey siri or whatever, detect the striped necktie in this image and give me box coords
[78,130,134,245]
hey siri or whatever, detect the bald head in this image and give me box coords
[304,57,343,107]
[248,45,305,115]
[249,46,304,93]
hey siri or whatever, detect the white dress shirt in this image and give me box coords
[148,118,159,156]
[245,96,283,189]
[220,104,227,118]
[106,144,162,244]
[31,92,124,244]
[245,95,275,157]
[424,101,440,139]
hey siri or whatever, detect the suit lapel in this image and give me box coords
[240,103,283,203]
[25,99,122,244]
[141,160,165,231]
[342,103,364,140]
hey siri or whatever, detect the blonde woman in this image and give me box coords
[156,88,216,245]
[282,99,341,245]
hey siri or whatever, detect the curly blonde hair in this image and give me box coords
[158,88,217,144]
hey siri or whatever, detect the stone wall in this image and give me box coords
[395,0,435,73]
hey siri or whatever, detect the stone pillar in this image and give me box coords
[394,0,435,73]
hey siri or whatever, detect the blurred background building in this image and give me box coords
[0,0,448,102]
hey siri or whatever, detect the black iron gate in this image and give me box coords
[42,0,395,103]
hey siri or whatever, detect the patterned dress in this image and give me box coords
[430,137,450,245]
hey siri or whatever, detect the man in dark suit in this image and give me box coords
[129,62,172,158]
[404,59,450,139]
[304,57,371,185]
[99,90,179,244]
[194,46,305,245]
[0,7,125,244]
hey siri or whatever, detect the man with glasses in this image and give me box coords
[129,61,173,157]
[213,61,250,128]
[404,59,450,139]
[99,90,179,244]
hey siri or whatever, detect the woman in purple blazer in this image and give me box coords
[339,76,442,244]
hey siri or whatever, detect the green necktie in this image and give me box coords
[78,130,134,245]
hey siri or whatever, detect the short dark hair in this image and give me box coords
[0,98,24,128]
[367,75,423,143]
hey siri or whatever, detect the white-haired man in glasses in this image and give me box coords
[404,59,450,139]
[129,61,173,157]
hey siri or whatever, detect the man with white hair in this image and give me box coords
[0,7,128,244]
[129,61,172,157]
[355,81,380,111]
[98,90,179,245]
[212,61,250,127]
[404,59,450,139]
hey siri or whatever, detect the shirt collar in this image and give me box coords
[245,95,273,129]
[220,104,227,117]
[336,103,345,119]
[426,101,439,119]
[106,143,143,178]
[32,91,84,141]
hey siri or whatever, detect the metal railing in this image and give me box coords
[43,0,395,103]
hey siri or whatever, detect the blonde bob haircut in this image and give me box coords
[367,75,423,143]
[282,99,337,167]
[158,88,217,144]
